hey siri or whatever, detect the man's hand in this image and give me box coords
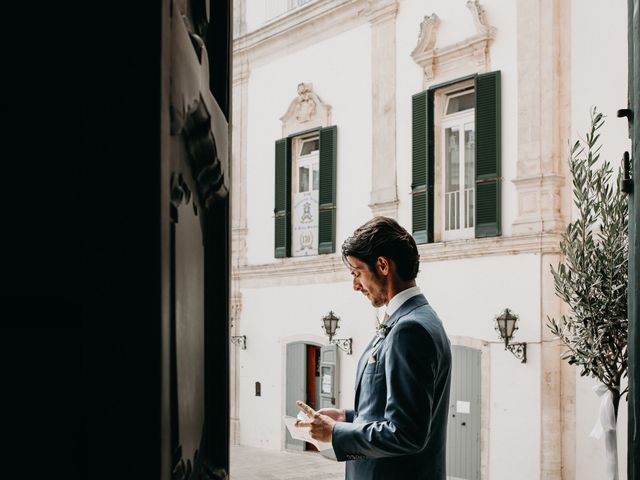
[317,408,347,422]
[294,400,336,443]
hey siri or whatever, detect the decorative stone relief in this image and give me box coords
[280,83,332,137]
[170,2,229,209]
[467,0,496,37]
[411,0,496,83]
[410,14,440,80]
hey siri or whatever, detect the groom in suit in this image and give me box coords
[296,216,452,479]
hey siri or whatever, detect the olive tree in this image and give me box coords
[548,108,628,479]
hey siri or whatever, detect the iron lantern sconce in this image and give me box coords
[321,311,352,355]
[230,335,246,350]
[495,308,526,363]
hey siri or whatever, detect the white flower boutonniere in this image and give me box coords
[376,322,391,339]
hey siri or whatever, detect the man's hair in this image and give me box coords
[341,216,420,281]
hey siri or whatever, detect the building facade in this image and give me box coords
[231,1,630,478]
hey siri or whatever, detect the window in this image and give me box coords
[292,135,320,256]
[442,89,475,240]
[274,126,337,258]
[411,71,501,244]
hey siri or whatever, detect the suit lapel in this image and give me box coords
[384,294,428,330]
[353,294,429,407]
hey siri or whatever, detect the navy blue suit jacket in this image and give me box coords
[332,294,452,479]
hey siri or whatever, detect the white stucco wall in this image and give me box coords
[419,253,539,343]
[489,342,542,478]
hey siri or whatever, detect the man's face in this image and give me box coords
[346,256,388,308]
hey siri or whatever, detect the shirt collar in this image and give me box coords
[384,285,422,320]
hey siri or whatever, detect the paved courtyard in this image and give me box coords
[230,445,345,480]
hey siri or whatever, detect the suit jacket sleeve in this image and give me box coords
[345,409,355,423]
[332,320,436,459]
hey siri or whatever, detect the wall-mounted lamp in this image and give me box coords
[494,308,526,363]
[321,311,352,355]
[231,335,246,350]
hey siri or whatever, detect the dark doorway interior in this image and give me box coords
[306,345,321,451]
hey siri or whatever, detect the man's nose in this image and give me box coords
[352,278,361,291]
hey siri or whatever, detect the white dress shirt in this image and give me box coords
[383,285,422,321]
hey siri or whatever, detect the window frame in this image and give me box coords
[440,111,475,241]
[291,132,321,257]
[432,78,475,242]
[292,134,320,194]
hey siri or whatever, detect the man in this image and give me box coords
[296,216,452,479]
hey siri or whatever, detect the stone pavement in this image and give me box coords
[230,445,345,480]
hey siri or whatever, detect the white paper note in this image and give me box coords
[322,374,332,394]
[283,415,335,454]
[456,400,471,414]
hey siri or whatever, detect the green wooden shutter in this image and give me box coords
[475,71,502,238]
[412,90,434,244]
[274,138,291,258]
[318,126,337,254]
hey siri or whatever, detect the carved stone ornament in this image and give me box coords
[280,83,332,137]
[467,0,496,37]
[411,0,496,82]
[170,0,229,210]
[410,14,441,79]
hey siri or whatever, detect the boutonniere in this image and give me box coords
[376,322,391,338]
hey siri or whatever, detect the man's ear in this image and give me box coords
[376,256,391,276]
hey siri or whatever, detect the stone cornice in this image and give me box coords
[364,0,399,25]
[512,173,565,187]
[235,233,562,286]
[418,232,561,261]
[233,0,371,62]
